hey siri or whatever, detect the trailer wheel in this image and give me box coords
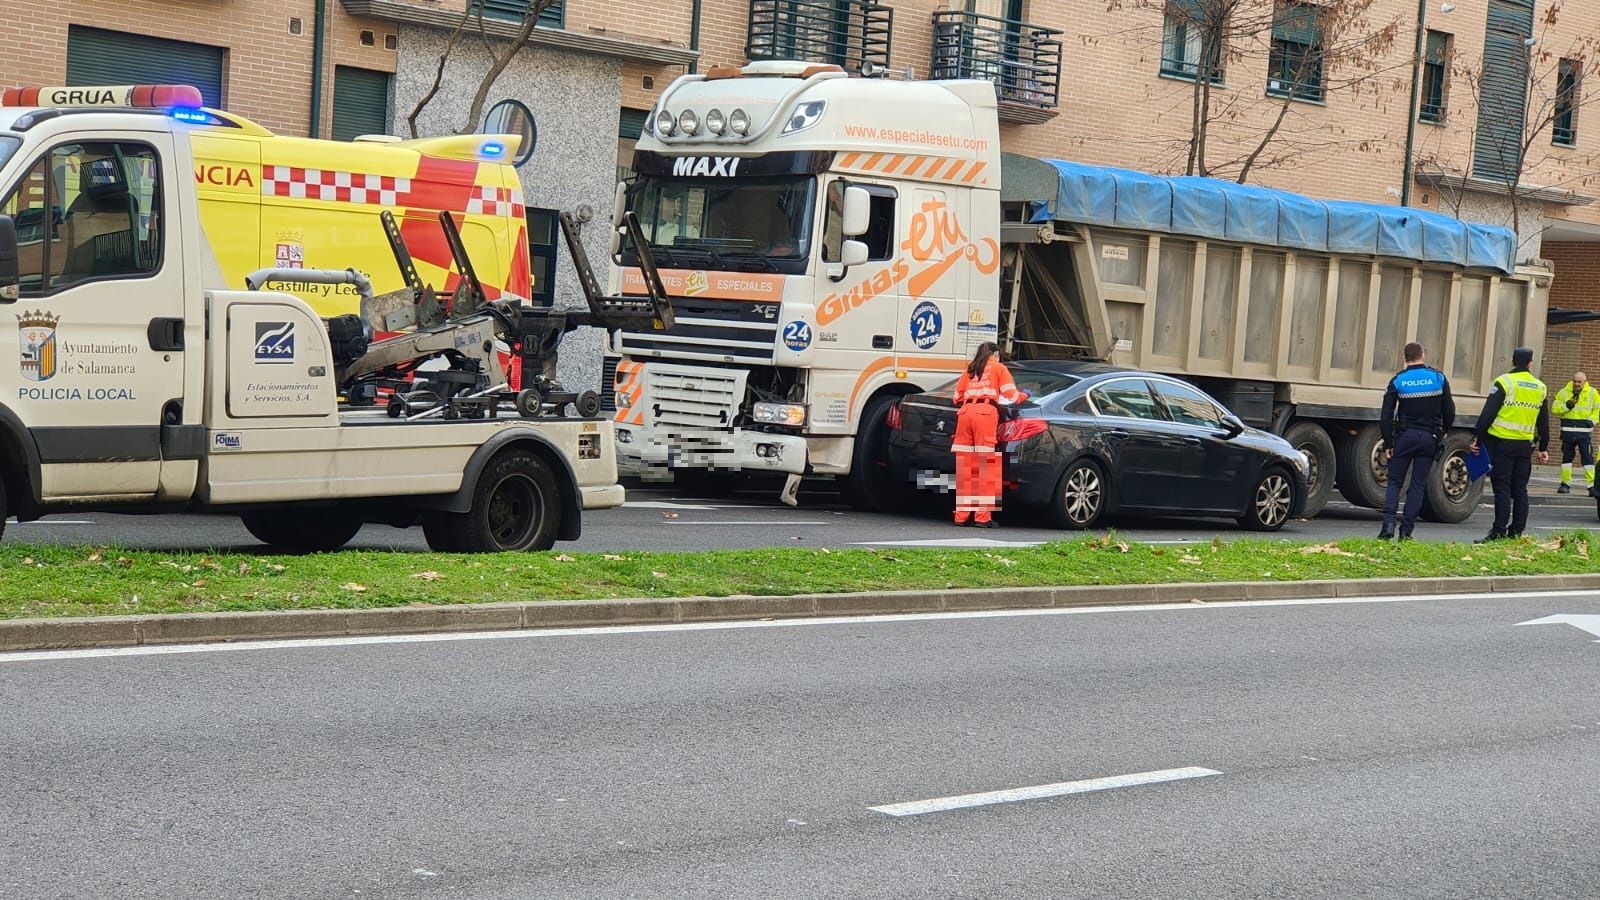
[241,508,363,552]
[1335,423,1387,509]
[574,390,602,418]
[515,387,545,419]
[447,449,560,552]
[1420,431,1484,523]
[1283,421,1335,518]
[841,395,905,511]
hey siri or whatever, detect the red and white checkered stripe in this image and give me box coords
[261,166,412,206]
[465,185,524,217]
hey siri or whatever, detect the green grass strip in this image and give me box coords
[1,532,1598,620]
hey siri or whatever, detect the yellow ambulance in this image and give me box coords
[1,83,532,318]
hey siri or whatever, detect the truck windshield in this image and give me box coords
[0,136,18,174]
[627,175,814,275]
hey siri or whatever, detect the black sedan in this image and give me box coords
[883,362,1311,531]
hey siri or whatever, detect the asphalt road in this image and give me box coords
[5,589,1600,897]
[5,478,1598,552]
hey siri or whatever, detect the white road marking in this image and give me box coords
[665,520,829,526]
[1517,613,1600,640]
[4,588,1598,664]
[623,501,723,511]
[869,767,1222,817]
[855,538,1046,548]
[9,520,97,526]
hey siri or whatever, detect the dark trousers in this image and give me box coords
[1487,438,1535,536]
[1561,432,1594,468]
[1382,429,1437,535]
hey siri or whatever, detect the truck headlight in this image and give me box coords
[752,402,807,426]
[705,108,726,135]
[678,109,699,136]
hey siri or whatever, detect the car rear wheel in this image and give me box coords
[1239,468,1295,531]
[1050,459,1107,530]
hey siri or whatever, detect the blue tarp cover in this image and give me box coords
[1027,159,1515,274]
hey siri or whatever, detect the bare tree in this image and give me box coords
[1423,0,1600,260]
[1103,0,1405,182]
[406,0,557,138]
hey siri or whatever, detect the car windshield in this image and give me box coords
[926,370,1082,400]
[625,174,815,274]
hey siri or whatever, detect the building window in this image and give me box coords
[331,67,392,141]
[1554,58,1579,146]
[616,108,648,184]
[1267,1,1324,102]
[475,0,565,29]
[1161,0,1222,83]
[1419,30,1450,124]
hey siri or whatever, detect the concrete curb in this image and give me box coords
[5,573,1600,652]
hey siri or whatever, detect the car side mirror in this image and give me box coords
[0,215,19,303]
[1221,416,1244,438]
[842,186,871,237]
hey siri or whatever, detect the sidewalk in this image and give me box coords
[1525,466,1598,506]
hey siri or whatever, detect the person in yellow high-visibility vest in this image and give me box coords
[1471,347,1551,542]
[1552,371,1599,495]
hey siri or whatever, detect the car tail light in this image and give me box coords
[886,401,902,431]
[997,417,1048,443]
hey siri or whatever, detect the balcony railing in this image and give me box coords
[931,10,1062,123]
[746,0,893,73]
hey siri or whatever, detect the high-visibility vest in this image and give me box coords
[955,359,1023,406]
[1553,382,1600,432]
[1487,371,1547,442]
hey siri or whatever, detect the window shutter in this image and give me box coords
[1425,30,1449,64]
[66,25,225,109]
[618,108,649,140]
[1272,2,1321,46]
[1471,0,1535,181]
[477,0,565,28]
[332,67,392,141]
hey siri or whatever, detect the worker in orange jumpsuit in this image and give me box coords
[952,341,1023,527]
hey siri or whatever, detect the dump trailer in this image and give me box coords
[999,155,1550,520]
[608,61,1547,521]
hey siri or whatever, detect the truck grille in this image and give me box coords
[619,297,778,363]
[646,366,745,431]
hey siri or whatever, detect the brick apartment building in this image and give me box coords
[3,0,1599,410]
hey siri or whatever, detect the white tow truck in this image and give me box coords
[0,98,669,551]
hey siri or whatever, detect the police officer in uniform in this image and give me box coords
[1378,342,1454,540]
[1473,347,1550,542]
[1552,371,1599,495]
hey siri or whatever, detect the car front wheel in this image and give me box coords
[1239,468,1295,531]
[1050,459,1107,530]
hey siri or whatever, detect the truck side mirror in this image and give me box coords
[609,181,627,258]
[840,239,868,267]
[0,215,19,303]
[842,186,871,237]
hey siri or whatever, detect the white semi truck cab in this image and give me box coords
[0,99,625,551]
[608,61,1003,505]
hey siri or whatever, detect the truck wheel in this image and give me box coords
[0,477,7,543]
[241,508,363,552]
[1283,421,1335,518]
[574,390,601,418]
[1238,467,1296,532]
[422,513,466,552]
[451,449,560,552]
[841,395,904,511]
[1335,423,1387,509]
[1050,458,1108,530]
[1420,431,1484,523]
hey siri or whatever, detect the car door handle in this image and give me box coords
[1106,429,1130,439]
[1182,436,1203,446]
[148,317,184,352]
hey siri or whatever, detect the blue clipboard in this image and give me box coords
[1465,447,1493,481]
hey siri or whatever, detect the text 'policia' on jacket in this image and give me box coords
[1383,364,1453,443]
[2,84,533,320]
